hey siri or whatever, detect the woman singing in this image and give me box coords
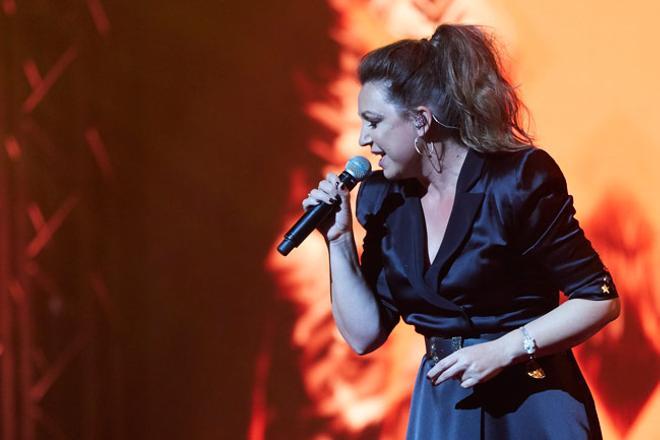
[303,24,620,439]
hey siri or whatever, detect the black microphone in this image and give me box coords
[277,156,372,256]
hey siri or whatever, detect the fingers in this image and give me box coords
[459,377,479,388]
[433,362,464,386]
[429,357,476,388]
[302,173,345,209]
[426,342,506,389]
[427,355,456,381]
[327,173,348,193]
[310,188,336,205]
[426,351,486,388]
[318,180,336,195]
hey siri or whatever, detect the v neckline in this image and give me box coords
[415,192,456,274]
[410,148,473,276]
[391,147,486,294]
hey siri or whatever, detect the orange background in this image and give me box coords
[1,1,658,439]
[266,0,660,439]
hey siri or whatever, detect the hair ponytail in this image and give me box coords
[358,24,534,153]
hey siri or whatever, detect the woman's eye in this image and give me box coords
[368,121,379,128]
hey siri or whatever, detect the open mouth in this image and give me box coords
[371,150,385,168]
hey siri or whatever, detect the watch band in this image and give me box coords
[520,325,546,380]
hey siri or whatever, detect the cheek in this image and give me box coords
[387,137,416,162]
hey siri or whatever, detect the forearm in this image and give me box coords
[328,232,389,354]
[497,297,621,365]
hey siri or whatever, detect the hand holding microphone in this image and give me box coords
[277,156,371,256]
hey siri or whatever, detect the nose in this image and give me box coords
[358,125,372,147]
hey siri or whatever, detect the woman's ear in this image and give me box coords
[412,106,434,136]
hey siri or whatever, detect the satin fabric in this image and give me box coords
[355,147,615,439]
[407,341,601,439]
[356,147,618,337]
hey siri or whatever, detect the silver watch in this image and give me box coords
[521,325,537,356]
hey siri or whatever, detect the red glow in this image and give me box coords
[22,60,42,89]
[4,136,21,161]
[247,320,274,440]
[2,0,16,16]
[85,127,114,180]
[25,195,79,258]
[90,273,118,323]
[85,0,111,37]
[27,203,46,230]
[22,46,78,114]
[576,191,660,438]
[30,332,89,402]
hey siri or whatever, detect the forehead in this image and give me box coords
[357,81,398,114]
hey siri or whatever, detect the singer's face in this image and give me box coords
[357,81,420,180]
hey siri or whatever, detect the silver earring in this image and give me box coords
[414,137,443,173]
[414,136,427,155]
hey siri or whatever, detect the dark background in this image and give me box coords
[113,1,338,438]
[1,0,340,438]
[6,2,658,439]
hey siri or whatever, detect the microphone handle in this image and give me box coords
[277,170,359,256]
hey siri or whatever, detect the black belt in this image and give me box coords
[424,332,507,365]
[424,336,463,365]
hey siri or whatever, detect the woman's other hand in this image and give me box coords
[426,339,513,388]
[302,172,353,243]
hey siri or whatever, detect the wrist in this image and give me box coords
[327,231,354,247]
[497,330,527,366]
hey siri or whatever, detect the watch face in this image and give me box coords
[523,339,535,354]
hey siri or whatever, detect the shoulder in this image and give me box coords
[486,146,563,179]
[479,147,572,240]
[356,170,392,226]
[484,146,568,203]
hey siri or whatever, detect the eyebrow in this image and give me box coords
[359,111,383,119]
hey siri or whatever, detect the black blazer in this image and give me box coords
[356,147,618,337]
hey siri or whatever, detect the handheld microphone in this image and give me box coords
[277,156,372,256]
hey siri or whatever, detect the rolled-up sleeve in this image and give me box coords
[511,149,618,301]
[355,174,400,331]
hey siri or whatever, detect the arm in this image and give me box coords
[428,297,619,388]
[500,296,620,362]
[304,172,394,355]
[428,148,621,387]
[328,232,391,354]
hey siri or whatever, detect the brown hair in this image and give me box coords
[358,24,533,153]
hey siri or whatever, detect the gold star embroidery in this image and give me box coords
[601,283,610,294]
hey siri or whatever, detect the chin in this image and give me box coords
[381,167,400,180]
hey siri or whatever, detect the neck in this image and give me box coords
[416,138,468,194]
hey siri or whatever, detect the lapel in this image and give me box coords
[424,148,485,291]
[386,148,486,305]
[409,148,486,295]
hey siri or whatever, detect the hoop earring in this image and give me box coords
[415,136,444,173]
[414,136,427,155]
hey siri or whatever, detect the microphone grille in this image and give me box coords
[345,156,372,181]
